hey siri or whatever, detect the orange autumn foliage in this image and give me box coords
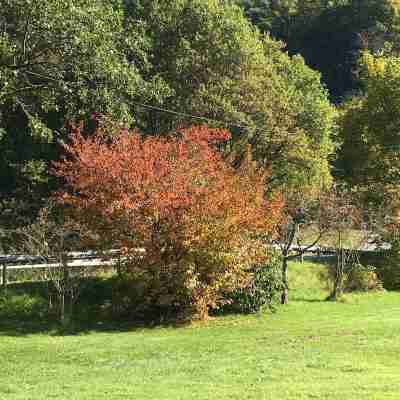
[53,124,283,320]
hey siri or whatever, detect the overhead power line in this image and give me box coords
[131,101,253,130]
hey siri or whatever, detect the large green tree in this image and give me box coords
[126,0,334,192]
[0,0,166,200]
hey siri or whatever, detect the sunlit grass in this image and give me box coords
[1,261,399,400]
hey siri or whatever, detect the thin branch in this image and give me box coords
[16,99,32,118]
[24,70,60,82]
[4,83,51,97]
[283,222,297,255]
[3,60,56,71]
[287,231,325,260]
[22,7,34,60]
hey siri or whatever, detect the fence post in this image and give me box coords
[1,263,7,290]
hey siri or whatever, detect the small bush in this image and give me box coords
[318,261,382,293]
[110,275,151,319]
[222,254,284,314]
[0,290,48,320]
[70,278,115,322]
[346,264,382,292]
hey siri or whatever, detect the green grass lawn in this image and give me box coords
[1,261,400,400]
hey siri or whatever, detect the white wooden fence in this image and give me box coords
[0,251,123,287]
[0,243,388,288]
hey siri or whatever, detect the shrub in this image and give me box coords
[377,237,400,290]
[0,291,48,320]
[345,264,382,292]
[223,253,284,314]
[54,125,283,320]
[319,261,382,293]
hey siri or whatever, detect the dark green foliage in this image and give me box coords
[70,277,115,323]
[0,0,164,204]
[109,273,196,323]
[379,238,400,290]
[0,276,194,326]
[108,275,152,320]
[0,278,118,326]
[239,0,400,101]
[223,254,284,314]
[0,289,48,320]
[293,0,397,101]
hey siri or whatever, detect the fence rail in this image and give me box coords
[0,244,390,288]
[0,250,124,287]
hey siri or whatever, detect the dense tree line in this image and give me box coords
[0,0,334,220]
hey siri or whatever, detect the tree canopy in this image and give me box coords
[336,51,400,205]
[0,0,166,199]
[127,0,334,191]
[1,0,335,210]
[54,124,284,319]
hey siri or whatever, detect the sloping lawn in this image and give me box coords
[1,262,400,400]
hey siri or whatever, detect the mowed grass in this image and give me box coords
[1,261,400,400]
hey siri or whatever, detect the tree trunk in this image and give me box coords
[281,220,297,305]
[330,234,344,301]
[1,263,7,292]
[59,290,72,328]
[281,257,289,305]
[60,291,66,326]
[60,253,71,328]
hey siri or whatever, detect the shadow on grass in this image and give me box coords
[290,297,327,303]
[0,320,57,337]
[0,315,192,337]
[289,288,329,304]
[0,280,191,337]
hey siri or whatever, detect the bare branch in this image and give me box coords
[287,231,325,260]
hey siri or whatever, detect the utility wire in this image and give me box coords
[131,101,254,130]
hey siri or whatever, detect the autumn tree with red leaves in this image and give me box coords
[53,125,283,320]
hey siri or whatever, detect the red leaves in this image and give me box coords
[53,124,283,319]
